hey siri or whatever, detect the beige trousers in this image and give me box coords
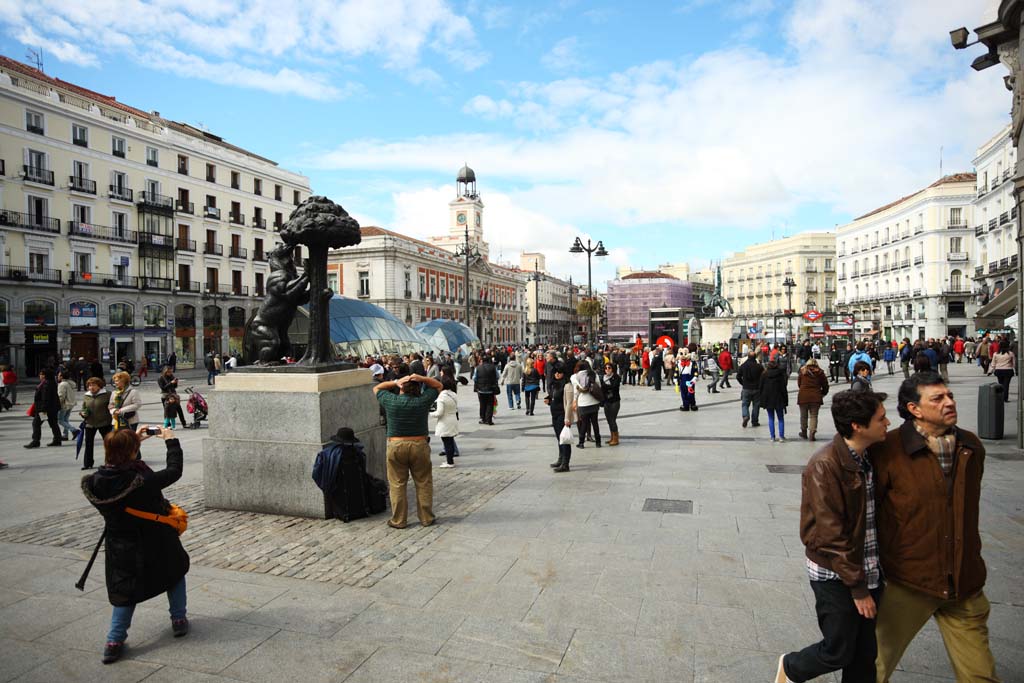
[385,439,434,528]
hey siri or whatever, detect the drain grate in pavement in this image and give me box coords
[642,498,693,514]
[766,464,805,474]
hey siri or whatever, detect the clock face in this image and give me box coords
[457,212,467,224]
[475,213,481,227]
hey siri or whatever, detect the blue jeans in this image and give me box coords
[767,408,785,439]
[740,389,760,422]
[506,383,521,408]
[207,370,218,385]
[107,577,187,643]
[57,408,76,438]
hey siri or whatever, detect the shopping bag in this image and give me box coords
[558,425,573,445]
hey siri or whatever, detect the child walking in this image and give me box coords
[163,392,180,429]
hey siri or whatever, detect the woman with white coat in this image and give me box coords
[430,376,460,468]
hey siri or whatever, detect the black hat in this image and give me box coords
[333,427,359,444]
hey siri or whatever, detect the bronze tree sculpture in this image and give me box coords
[279,196,361,366]
[242,244,310,364]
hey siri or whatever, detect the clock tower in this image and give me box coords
[436,163,488,259]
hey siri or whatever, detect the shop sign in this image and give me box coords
[70,302,98,327]
[32,333,51,344]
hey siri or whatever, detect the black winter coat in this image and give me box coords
[758,365,789,411]
[81,440,189,606]
[33,379,60,414]
[474,362,500,394]
[736,358,764,390]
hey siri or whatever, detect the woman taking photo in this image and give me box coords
[600,362,621,446]
[110,371,142,431]
[545,362,575,473]
[82,425,189,664]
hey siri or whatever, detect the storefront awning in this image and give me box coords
[975,280,1017,326]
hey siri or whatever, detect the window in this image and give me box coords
[145,146,159,167]
[144,305,166,327]
[231,171,240,189]
[419,275,426,296]
[206,163,216,183]
[255,272,265,297]
[72,204,90,224]
[75,252,92,274]
[404,271,411,294]
[293,189,301,205]
[358,271,370,297]
[253,178,262,196]
[109,303,134,327]
[825,258,832,270]
[253,207,263,227]
[274,212,283,229]
[950,207,963,226]
[25,110,44,134]
[114,257,129,281]
[26,148,47,175]
[275,184,282,201]
[113,212,128,237]
[232,270,243,295]
[111,171,129,200]
[206,267,219,289]
[23,300,56,325]
[327,273,339,291]
[112,136,126,158]
[948,301,966,317]
[950,237,962,252]
[178,264,191,290]
[177,154,189,175]
[72,123,88,147]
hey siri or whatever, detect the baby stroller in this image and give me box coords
[185,386,208,429]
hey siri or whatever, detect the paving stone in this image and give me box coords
[558,628,694,682]
[594,567,697,603]
[0,588,33,610]
[698,576,810,613]
[222,629,376,682]
[344,646,491,682]
[240,586,374,636]
[526,589,642,635]
[500,557,603,593]
[652,547,746,577]
[9,649,161,682]
[129,616,277,675]
[137,668,245,683]
[426,579,541,621]
[0,555,77,589]
[37,602,174,652]
[479,535,573,560]
[698,528,790,557]
[693,643,781,683]
[415,550,516,583]
[441,615,575,672]
[366,572,450,607]
[742,554,808,582]
[335,602,465,654]
[175,579,287,620]
[0,595,96,641]
[0,637,62,683]
[637,600,757,648]
[753,606,823,653]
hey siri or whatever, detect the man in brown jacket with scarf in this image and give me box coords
[873,372,999,682]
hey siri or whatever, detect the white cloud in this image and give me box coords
[307,0,1006,235]
[541,36,585,73]
[16,26,100,68]
[0,0,483,98]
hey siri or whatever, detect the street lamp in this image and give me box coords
[569,237,608,346]
[529,258,543,344]
[783,276,796,345]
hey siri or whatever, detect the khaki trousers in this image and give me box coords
[385,439,434,528]
[876,580,1000,682]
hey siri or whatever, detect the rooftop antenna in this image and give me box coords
[26,47,43,73]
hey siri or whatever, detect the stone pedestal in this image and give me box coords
[203,368,385,518]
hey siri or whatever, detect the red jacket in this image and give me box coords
[641,352,651,369]
[717,350,733,371]
[953,339,964,355]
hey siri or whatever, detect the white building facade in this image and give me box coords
[519,252,574,345]
[0,56,310,374]
[835,174,977,340]
[972,125,1017,307]
[327,167,527,345]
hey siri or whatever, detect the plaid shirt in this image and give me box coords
[806,447,881,590]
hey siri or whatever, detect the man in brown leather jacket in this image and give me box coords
[873,372,999,682]
[776,390,889,683]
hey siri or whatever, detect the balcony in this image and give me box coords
[806,283,818,292]
[430,294,438,302]
[231,285,249,297]
[947,252,969,262]
[1001,257,1011,269]
[870,267,879,275]
[69,271,137,288]
[229,246,248,259]
[138,191,174,210]
[203,243,224,256]
[204,206,221,220]
[252,251,267,262]
[140,276,174,291]
[990,260,1000,272]
[901,259,910,269]
[404,289,412,298]
[273,219,283,230]
[175,238,196,252]
[912,289,922,296]
[146,158,158,167]
[68,176,96,194]
[68,221,137,244]
[138,232,175,248]
[838,274,847,281]
[176,201,195,215]
[177,163,188,176]
[177,280,202,293]
[113,149,126,159]
[989,218,998,231]
[975,265,985,277]
[942,286,973,295]
[255,286,266,297]
[229,213,245,225]
[1000,212,1010,225]
[109,185,133,202]
[0,264,61,284]
[22,165,54,185]
[252,217,267,230]
[0,209,60,234]
[26,123,44,135]
[976,225,985,237]
[913,256,924,265]
[419,292,426,300]
[205,284,231,296]
[913,225,924,235]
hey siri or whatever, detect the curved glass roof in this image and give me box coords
[289,296,443,358]
[414,319,481,355]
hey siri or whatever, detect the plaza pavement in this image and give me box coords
[0,362,1021,682]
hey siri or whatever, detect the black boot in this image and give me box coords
[550,452,563,468]
[554,448,570,472]
[595,435,602,448]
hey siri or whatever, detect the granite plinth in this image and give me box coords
[233,361,357,374]
[203,368,385,518]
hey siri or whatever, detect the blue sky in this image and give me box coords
[0,0,1008,287]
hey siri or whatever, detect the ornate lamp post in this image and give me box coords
[783,276,797,345]
[455,224,480,331]
[569,237,608,346]
[529,258,543,344]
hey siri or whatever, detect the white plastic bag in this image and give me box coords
[558,425,573,445]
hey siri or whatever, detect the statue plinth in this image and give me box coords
[202,367,385,518]
[232,361,357,374]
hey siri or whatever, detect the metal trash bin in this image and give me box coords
[978,383,1005,440]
